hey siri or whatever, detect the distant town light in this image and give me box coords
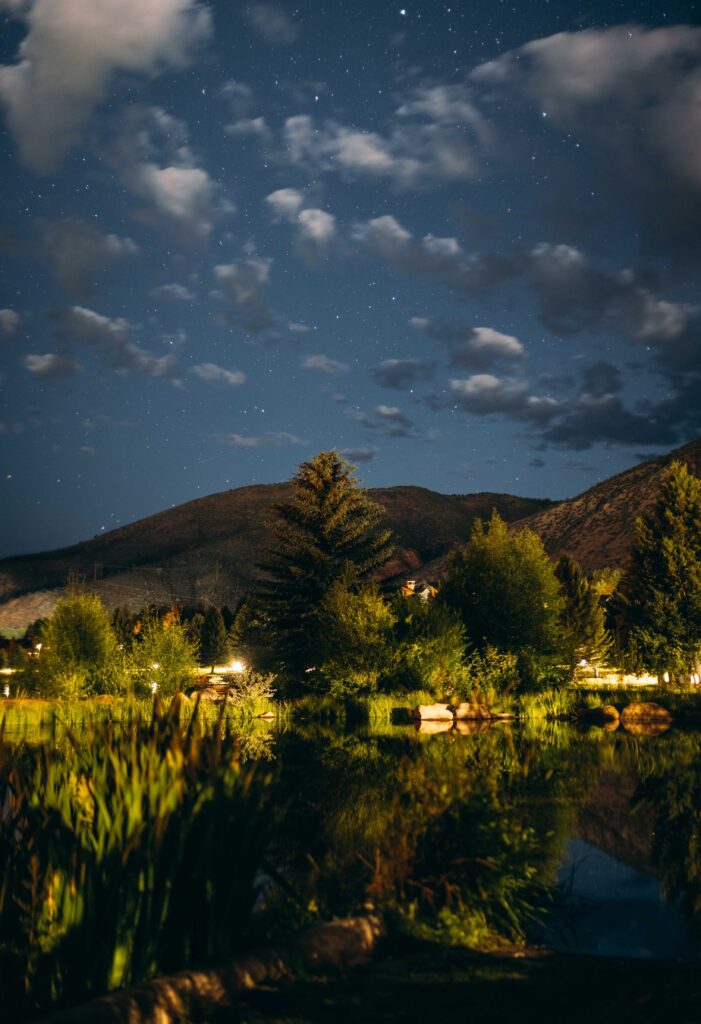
[150,681,158,694]
[151,662,160,670]
[35,642,42,652]
[2,685,9,698]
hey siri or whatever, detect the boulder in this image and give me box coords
[577,705,619,726]
[450,701,492,720]
[620,701,672,724]
[412,703,454,721]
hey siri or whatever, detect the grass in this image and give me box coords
[0,697,274,1020]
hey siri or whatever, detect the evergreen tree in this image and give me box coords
[200,606,230,671]
[441,512,563,662]
[34,590,123,697]
[555,555,610,677]
[250,450,394,678]
[617,461,701,683]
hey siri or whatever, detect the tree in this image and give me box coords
[617,461,701,683]
[440,512,564,667]
[390,597,471,698]
[318,582,397,695]
[555,555,610,677]
[33,590,123,697]
[250,451,393,679]
[200,607,230,672]
[130,610,200,697]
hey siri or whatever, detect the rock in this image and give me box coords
[621,719,671,736]
[577,705,619,725]
[412,703,454,721]
[196,687,227,703]
[450,701,492,720]
[620,701,672,724]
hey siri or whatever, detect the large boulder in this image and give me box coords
[412,703,454,721]
[450,701,492,720]
[620,701,672,724]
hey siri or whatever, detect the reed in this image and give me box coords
[0,697,273,1020]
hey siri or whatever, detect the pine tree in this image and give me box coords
[441,512,564,659]
[251,450,394,678]
[555,555,610,677]
[617,461,701,683]
[200,606,230,672]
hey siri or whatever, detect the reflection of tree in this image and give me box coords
[633,733,701,932]
[268,726,602,947]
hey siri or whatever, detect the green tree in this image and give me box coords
[617,461,701,683]
[33,591,123,697]
[390,597,470,698]
[318,582,397,695]
[200,606,230,672]
[250,451,394,680]
[555,555,610,677]
[440,513,563,677]
[130,610,199,697]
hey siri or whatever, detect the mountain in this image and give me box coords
[1,437,699,634]
[511,437,701,573]
[0,485,553,631]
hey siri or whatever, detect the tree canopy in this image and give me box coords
[617,461,701,682]
[440,512,563,660]
[249,450,394,678]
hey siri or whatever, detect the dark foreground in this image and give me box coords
[214,939,701,1024]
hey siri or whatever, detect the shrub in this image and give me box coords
[129,611,199,697]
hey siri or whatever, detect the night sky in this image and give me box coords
[1,0,700,558]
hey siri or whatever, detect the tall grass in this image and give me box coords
[0,697,273,1020]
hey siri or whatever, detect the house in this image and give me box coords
[399,579,438,602]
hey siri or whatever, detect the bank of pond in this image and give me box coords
[3,691,701,1021]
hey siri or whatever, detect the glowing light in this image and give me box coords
[2,685,9,698]
[228,659,246,673]
[151,662,160,670]
[150,681,158,694]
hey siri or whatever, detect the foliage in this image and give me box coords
[222,669,277,714]
[318,582,397,696]
[555,556,611,676]
[130,611,199,697]
[440,513,564,669]
[30,591,125,698]
[463,645,520,700]
[110,606,139,650]
[200,606,230,670]
[616,461,701,682]
[389,598,471,698]
[249,451,394,681]
[0,699,272,1019]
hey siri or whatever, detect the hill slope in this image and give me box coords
[0,485,553,630]
[512,437,701,572]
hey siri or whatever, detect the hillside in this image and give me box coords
[0,485,553,631]
[511,437,701,572]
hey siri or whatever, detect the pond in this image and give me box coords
[2,706,701,1019]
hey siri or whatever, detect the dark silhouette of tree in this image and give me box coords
[200,606,230,672]
[249,450,393,679]
[555,555,610,677]
[617,461,701,683]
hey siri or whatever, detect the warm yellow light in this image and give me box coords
[228,659,246,673]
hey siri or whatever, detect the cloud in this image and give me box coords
[133,163,228,238]
[340,447,378,464]
[302,354,348,376]
[218,430,304,448]
[224,116,271,140]
[283,111,486,188]
[265,187,305,220]
[25,352,80,377]
[0,308,20,334]
[0,0,212,173]
[58,305,180,379]
[214,258,276,335]
[297,208,336,244]
[243,4,299,46]
[470,25,701,247]
[371,358,435,390]
[375,403,414,436]
[411,317,524,368]
[353,215,512,293]
[447,374,559,423]
[42,218,138,296]
[220,80,254,116]
[191,362,246,386]
[265,189,336,249]
[152,282,195,301]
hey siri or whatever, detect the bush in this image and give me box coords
[129,611,199,697]
[390,599,471,698]
[318,583,397,696]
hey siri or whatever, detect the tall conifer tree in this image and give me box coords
[555,555,610,676]
[250,451,394,678]
[617,461,701,683]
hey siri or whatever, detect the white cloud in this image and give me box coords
[243,4,299,46]
[25,352,80,377]
[224,116,271,139]
[0,0,212,172]
[297,208,336,243]
[302,354,348,376]
[265,187,305,220]
[0,308,20,334]
[152,282,195,301]
[412,318,524,368]
[449,374,558,422]
[191,362,246,386]
[219,430,304,448]
[42,219,138,295]
[133,163,227,238]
